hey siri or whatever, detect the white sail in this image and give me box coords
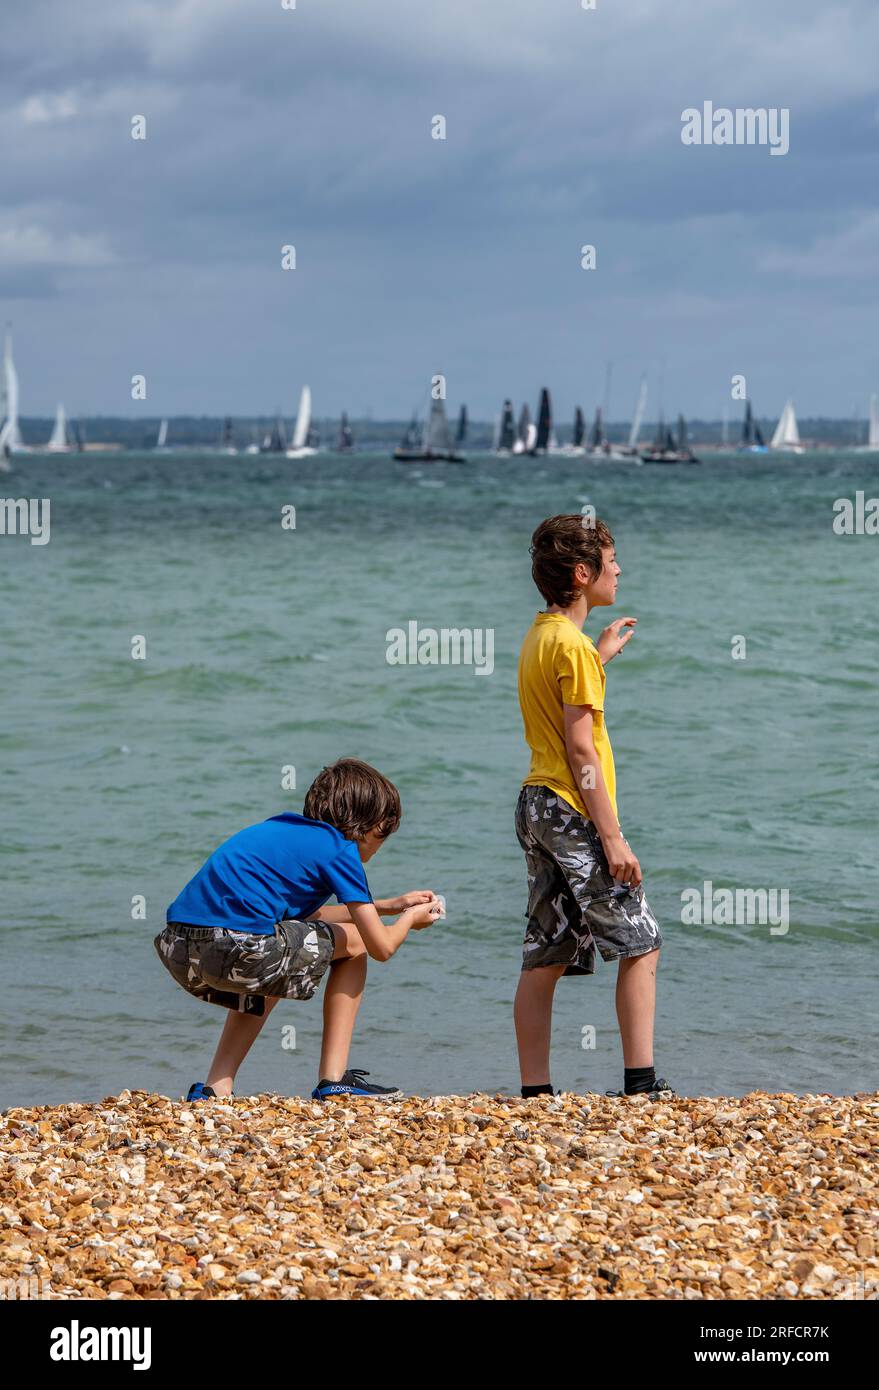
[47,402,68,451]
[524,421,537,452]
[156,418,168,449]
[770,399,801,450]
[628,375,647,449]
[869,394,879,448]
[1,328,25,452]
[291,386,311,451]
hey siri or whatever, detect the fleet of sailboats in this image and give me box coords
[2,330,876,463]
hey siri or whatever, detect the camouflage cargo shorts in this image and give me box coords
[515,785,662,976]
[155,918,335,1015]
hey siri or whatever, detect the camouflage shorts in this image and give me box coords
[155,919,335,1015]
[516,785,662,976]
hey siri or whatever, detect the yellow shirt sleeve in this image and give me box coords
[557,638,605,710]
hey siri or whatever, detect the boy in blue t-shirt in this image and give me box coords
[156,758,441,1101]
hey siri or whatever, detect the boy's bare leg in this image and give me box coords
[615,948,659,1068]
[514,964,566,1086]
[206,996,280,1097]
[318,918,367,1082]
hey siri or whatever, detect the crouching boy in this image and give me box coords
[155,758,441,1101]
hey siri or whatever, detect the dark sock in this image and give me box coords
[624,1066,656,1095]
[521,1083,554,1097]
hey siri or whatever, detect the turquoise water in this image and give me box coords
[1,449,877,1105]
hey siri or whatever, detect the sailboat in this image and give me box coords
[245,426,260,455]
[261,414,287,453]
[769,399,804,454]
[155,418,169,451]
[640,413,700,464]
[455,405,468,452]
[618,375,648,458]
[46,402,72,453]
[72,420,85,452]
[286,387,317,458]
[739,400,768,454]
[393,385,466,463]
[0,326,28,457]
[512,403,533,455]
[218,417,237,455]
[496,400,516,455]
[584,404,628,461]
[337,412,354,452]
[527,388,552,456]
[855,394,879,453]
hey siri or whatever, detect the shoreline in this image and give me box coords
[2,1091,876,1300]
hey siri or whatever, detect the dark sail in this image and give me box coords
[499,399,515,450]
[653,414,666,449]
[73,420,85,451]
[664,423,677,452]
[534,388,552,453]
[742,401,754,446]
[589,407,604,450]
[455,405,467,446]
[677,414,688,450]
[338,412,353,451]
[573,407,585,448]
[754,420,766,447]
[264,415,286,452]
[222,416,234,449]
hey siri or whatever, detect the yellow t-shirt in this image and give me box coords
[518,611,617,820]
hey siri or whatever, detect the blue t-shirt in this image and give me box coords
[166,812,372,934]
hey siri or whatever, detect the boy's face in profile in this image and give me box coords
[580,545,620,608]
[357,826,388,862]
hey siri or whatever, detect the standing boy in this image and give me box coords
[156,757,441,1101]
[513,514,674,1099]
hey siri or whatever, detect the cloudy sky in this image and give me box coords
[3,0,878,421]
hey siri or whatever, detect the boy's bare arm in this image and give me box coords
[346,899,439,962]
[563,703,642,886]
[311,891,436,924]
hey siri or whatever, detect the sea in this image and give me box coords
[1,448,877,1107]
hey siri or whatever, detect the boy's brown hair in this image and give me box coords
[303,758,402,841]
[530,514,615,607]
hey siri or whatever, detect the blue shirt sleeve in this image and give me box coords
[323,839,373,906]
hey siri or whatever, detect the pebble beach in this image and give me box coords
[1,1090,876,1301]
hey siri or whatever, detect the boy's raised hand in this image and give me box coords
[597,617,637,664]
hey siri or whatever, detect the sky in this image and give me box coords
[2,0,878,423]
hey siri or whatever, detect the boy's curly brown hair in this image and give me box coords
[303,758,401,841]
[530,514,615,607]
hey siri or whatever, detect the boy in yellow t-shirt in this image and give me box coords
[514,514,674,1100]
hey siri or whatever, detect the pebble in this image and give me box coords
[0,1089,875,1300]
